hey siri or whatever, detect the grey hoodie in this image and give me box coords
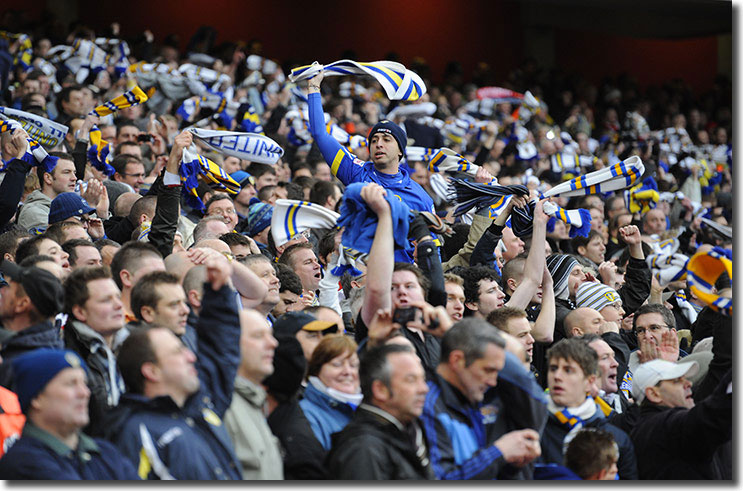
[17,189,52,231]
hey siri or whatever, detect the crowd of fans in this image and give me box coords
[0,16,732,480]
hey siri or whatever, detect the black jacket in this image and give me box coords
[327,404,434,480]
[617,257,651,315]
[630,369,732,480]
[267,399,328,480]
[0,320,63,389]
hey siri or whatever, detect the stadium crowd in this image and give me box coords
[0,16,732,480]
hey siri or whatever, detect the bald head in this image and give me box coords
[114,192,142,217]
[193,239,231,254]
[564,307,605,338]
[164,249,196,282]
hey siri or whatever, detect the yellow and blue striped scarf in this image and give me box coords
[0,106,69,148]
[180,147,241,211]
[90,86,151,117]
[87,126,115,177]
[542,156,644,199]
[0,118,58,172]
[686,247,732,316]
[624,176,660,214]
[289,60,426,101]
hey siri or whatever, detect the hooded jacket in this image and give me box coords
[224,376,284,480]
[16,188,52,232]
[298,381,356,451]
[63,320,126,438]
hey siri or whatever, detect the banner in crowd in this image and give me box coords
[0,107,68,148]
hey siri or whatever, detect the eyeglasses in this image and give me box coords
[634,324,669,335]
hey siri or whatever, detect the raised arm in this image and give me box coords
[307,72,363,185]
[506,199,548,309]
[530,265,555,343]
[148,130,189,259]
[0,129,32,228]
[359,183,394,327]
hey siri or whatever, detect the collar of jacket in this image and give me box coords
[68,320,111,354]
[359,403,405,432]
[432,371,479,418]
[303,382,356,412]
[1,320,58,348]
[23,421,100,461]
[234,376,266,409]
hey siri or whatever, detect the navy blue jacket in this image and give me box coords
[102,282,242,480]
[540,403,638,480]
[0,423,139,480]
[421,352,548,480]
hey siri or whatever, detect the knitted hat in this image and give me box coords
[0,260,64,317]
[262,333,307,403]
[48,192,95,224]
[230,170,255,188]
[12,348,88,412]
[575,281,622,312]
[368,120,407,158]
[247,202,273,237]
[546,253,580,299]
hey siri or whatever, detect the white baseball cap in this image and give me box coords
[631,359,699,404]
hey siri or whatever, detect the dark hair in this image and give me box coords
[36,151,74,183]
[18,254,56,269]
[131,271,181,321]
[359,343,415,402]
[203,192,233,215]
[317,229,339,265]
[248,163,276,180]
[257,185,275,202]
[128,195,156,225]
[461,265,500,305]
[285,182,305,201]
[94,238,121,251]
[278,242,314,269]
[486,307,527,334]
[501,256,527,293]
[309,180,338,206]
[292,175,316,193]
[63,266,113,316]
[117,327,158,394]
[546,338,599,377]
[58,84,82,104]
[306,334,358,379]
[571,230,603,255]
[440,318,505,367]
[616,241,653,268]
[62,238,97,267]
[275,263,303,295]
[111,154,142,176]
[608,212,632,234]
[14,235,52,265]
[393,262,430,297]
[632,303,676,331]
[564,428,618,479]
[0,227,31,261]
[220,232,251,248]
[110,241,162,289]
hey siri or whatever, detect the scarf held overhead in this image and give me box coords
[289,60,426,101]
[188,128,284,165]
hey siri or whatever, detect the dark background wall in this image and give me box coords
[12,0,733,93]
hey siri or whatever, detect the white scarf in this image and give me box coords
[547,395,597,453]
[308,376,363,407]
[188,128,284,165]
